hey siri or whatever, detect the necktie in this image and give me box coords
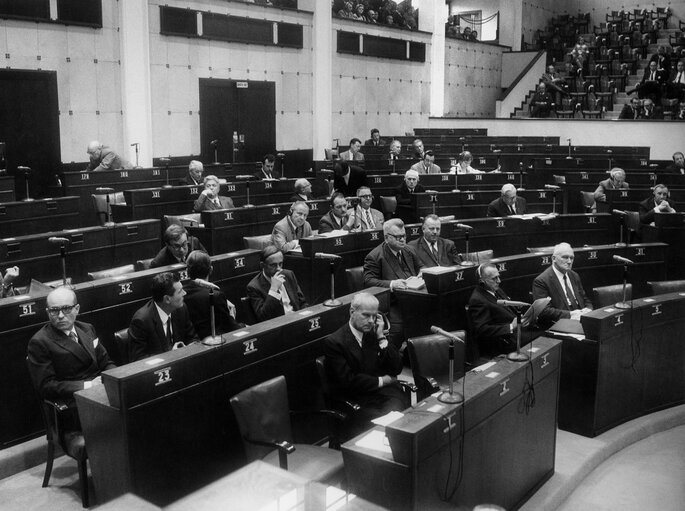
[677,72,683,84]
[213,198,220,207]
[397,251,410,277]
[365,209,374,229]
[650,71,655,81]
[508,205,514,215]
[431,243,439,264]
[166,317,173,349]
[563,274,580,310]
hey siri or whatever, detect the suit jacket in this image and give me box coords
[408,236,459,267]
[129,300,199,361]
[593,178,629,199]
[182,281,241,339]
[246,270,307,322]
[356,206,384,231]
[640,67,668,85]
[665,164,685,175]
[86,146,133,172]
[639,197,677,224]
[289,192,314,202]
[150,236,206,268]
[619,104,640,120]
[532,266,592,328]
[394,182,426,206]
[318,210,353,233]
[409,161,442,174]
[486,196,528,217]
[323,323,402,402]
[468,285,517,357]
[271,216,313,252]
[177,173,203,186]
[27,321,115,403]
[253,169,281,180]
[334,166,367,197]
[193,194,234,212]
[363,243,423,288]
[339,149,364,162]
[364,138,386,147]
[650,53,671,72]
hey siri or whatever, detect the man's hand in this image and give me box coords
[201,188,215,199]
[226,299,237,318]
[3,265,19,284]
[596,192,606,202]
[569,309,591,321]
[269,271,285,292]
[390,279,407,290]
[91,376,102,386]
[380,375,396,387]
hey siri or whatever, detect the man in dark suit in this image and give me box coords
[639,184,677,224]
[408,214,459,267]
[178,160,204,186]
[333,161,367,197]
[129,272,199,361]
[85,140,133,172]
[532,243,593,329]
[192,174,235,212]
[628,61,667,101]
[323,292,406,438]
[411,139,425,159]
[487,183,527,217]
[246,245,308,322]
[468,263,531,358]
[290,178,314,202]
[649,45,671,74]
[27,287,115,428]
[666,60,685,101]
[619,97,642,120]
[318,193,358,233]
[364,128,385,147]
[150,225,206,268]
[394,169,425,224]
[254,154,280,180]
[593,167,629,205]
[364,218,423,349]
[183,251,242,339]
[665,152,685,175]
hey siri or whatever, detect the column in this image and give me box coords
[311,0,333,161]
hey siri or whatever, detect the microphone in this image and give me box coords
[456,223,473,230]
[48,237,70,245]
[544,184,560,189]
[194,278,220,290]
[17,166,30,172]
[430,326,465,343]
[315,252,342,260]
[96,187,115,194]
[130,142,139,147]
[497,299,531,308]
[613,255,634,265]
[612,209,627,216]
[210,139,219,146]
[158,157,171,164]
[276,152,286,158]
[235,174,255,180]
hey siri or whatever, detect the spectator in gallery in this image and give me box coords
[541,64,569,104]
[339,138,365,162]
[649,45,671,73]
[667,60,685,102]
[569,35,589,77]
[338,1,355,19]
[193,175,234,212]
[639,98,663,119]
[469,30,478,41]
[619,97,642,120]
[462,26,472,40]
[530,83,553,118]
[354,3,366,21]
[366,9,379,24]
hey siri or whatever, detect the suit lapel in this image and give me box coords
[344,326,364,367]
[51,325,93,365]
[74,324,96,363]
[549,268,570,311]
[151,303,169,348]
[383,244,404,279]
[421,238,439,265]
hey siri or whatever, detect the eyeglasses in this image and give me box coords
[358,194,373,199]
[46,305,78,316]
[170,241,189,250]
[387,233,406,240]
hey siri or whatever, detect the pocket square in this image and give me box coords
[93,337,99,347]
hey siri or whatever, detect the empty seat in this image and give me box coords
[459,249,493,265]
[592,283,633,308]
[647,280,685,296]
[243,234,273,250]
[379,196,397,219]
[345,266,365,293]
[407,330,466,401]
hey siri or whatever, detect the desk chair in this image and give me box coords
[592,283,633,308]
[87,264,135,281]
[114,328,130,365]
[315,356,358,448]
[580,191,596,212]
[624,211,640,242]
[229,375,345,485]
[163,213,201,229]
[647,279,685,295]
[379,196,397,220]
[345,266,365,293]
[407,331,466,402]
[238,296,258,326]
[27,360,90,508]
[243,234,273,250]
[458,249,493,265]
[91,191,124,226]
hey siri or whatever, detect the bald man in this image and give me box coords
[85,140,132,172]
[487,183,528,217]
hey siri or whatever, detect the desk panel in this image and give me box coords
[0,196,80,236]
[0,175,16,202]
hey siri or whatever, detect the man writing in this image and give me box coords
[487,183,527,217]
[85,141,133,172]
[593,167,629,205]
[150,225,206,268]
[409,150,441,174]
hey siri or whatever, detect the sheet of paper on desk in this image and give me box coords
[372,410,404,427]
[318,230,348,237]
[547,330,585,341]
[354,429,393,454]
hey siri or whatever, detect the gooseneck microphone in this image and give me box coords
[613,255,634,265]
[194,278,220,290]
[48,237,71,245]
[430,326,464,343]
[431,325,464,404]
[497,299,531,308]
[315,252,343,260]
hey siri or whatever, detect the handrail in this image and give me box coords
[500,50,546,102]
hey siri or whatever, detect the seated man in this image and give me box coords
[254,154,280,180]
[246,245,307,322]
[388,139,402,161]
[541,64,569,104]
[27,286,115,429]
[468,263,530,358]
[639,184,676,224]
[408,214,459,267]
[129,272,199,361]
[639,98,663,119]
[666,151,685,175]
[354,186,384,231]
[333,160,367,197]
[178,160,204,186]
[409,150,441,174]
[319,193,358,233]
[532,242,593,329]
[394,169,425,223]
[487,183,527,217]
[271,201,312,252]
[339,138,365,162]
[193,174,234,212]
[85,140,133,172]
[365,128,385,147]
[619,97,642,120]
[1,265,19,298]
[627,61,667,102]
[150,224,206,268]
[323,292,407,438]
[530,83,554,118]
[593,167,629,206]
[451,151,484,174]
[290,178,313,202]
[666,60,685,102]
[364,219,423,348]
[183,251,241,339]
[412,138,425,159]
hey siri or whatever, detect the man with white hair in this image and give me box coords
[593,167,629,204]
[85,140,132,172]
[394,169,425,223]
[290,178,313,201]
[487,183,527,217]
[532,242,592,328]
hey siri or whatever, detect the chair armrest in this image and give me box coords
[425,377,442,392]
[397,379,418,394]
[290,408,347,422]
[44,399,69,412]
[243,436,295,470]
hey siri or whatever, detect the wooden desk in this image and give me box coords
[602,188,685,213]
[74,288,391,506]
[552,292,685,437]
[0,249,259,449]
[641,214,685,279]
[0,219,160,285]
[0,175,15,202]
[0,196,80,236]
[342,337,562,511]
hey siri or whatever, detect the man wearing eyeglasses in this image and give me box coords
[27,286,115,428]
[150,224,206,268]
[355,187,384,231]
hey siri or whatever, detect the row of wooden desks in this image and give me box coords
[0,249,260,449]
[0,196,80,236]
[74,288,391,506]
[0,175,15,202]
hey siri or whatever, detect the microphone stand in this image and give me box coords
[551,188,557,214]
[518,162,525,191]
[160,157,172,188]
[437,338,463,404]
[615,263,631,309]
[507,307,529,361]
[323,259,342,307]
[202,287,225,345]
[566,138,573,160]
[131,142,140,167]
[19,166,34,202]
[97,187,116,227]
[429,191,437,215]
[460,229,476,267]
[236,175,254,207]
[58,242,68,286]
[453,166,460,192]
[616,214,626,247]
